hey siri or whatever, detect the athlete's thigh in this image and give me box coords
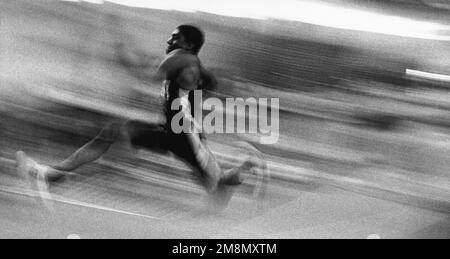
[125,120,170,152]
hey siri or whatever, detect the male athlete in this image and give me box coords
[16,25,268,207]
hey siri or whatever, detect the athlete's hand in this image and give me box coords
[200,67,218,91]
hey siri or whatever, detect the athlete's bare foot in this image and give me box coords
[15,151,53,210]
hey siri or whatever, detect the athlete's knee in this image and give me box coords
[97,122,122,144]
[198,158,222,193]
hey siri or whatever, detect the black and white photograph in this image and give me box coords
[0,0,449,241]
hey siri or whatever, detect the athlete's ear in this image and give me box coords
[185,42,195,53]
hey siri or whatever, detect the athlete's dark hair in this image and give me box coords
[177,25,204,54]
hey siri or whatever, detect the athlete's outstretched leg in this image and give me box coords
[16,121,121,182]
[47,131,116,180]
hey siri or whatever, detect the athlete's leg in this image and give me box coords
[17,121,122,182]
[220,160,256,185]
[196,143,252,187]
[172,133,266,194]
[169,134,268,210]
[49,122,120,180]
[211,141,269,204]
[206,143,266,188]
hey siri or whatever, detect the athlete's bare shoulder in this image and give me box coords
[158,50,199,79]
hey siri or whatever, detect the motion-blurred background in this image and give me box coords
[0,0,449,238]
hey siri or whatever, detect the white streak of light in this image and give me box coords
[105,0,450,41]
[406,69,450,82]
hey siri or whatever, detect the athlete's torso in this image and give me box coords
[158,49,202,129]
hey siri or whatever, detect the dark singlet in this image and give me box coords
[159,49,203,133]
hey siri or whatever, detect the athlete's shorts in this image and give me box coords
[122,121,222,192]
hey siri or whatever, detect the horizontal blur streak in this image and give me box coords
[0,0,449,235]
[406,69,450,83]
[106,0,450,41]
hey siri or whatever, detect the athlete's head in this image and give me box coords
[166,25,204,55]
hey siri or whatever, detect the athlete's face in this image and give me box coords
[166,29,192,54]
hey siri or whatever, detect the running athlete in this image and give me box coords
[16,25,268,207]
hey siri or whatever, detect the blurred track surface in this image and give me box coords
[0,146,449,239]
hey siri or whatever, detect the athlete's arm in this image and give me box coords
[176,65,201,91]
[115,43,151,68]
[200,66,218,91]
[115,43,162,83]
